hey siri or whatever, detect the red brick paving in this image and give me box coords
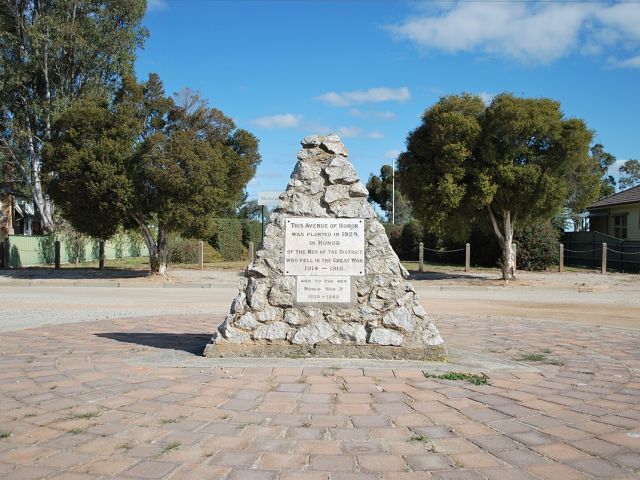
[0,311,638,479]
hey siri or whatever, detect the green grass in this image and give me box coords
[68,427,85,435]
[69,411,100,420]
[339,383,349,392]
[160,415,186,424]
[410,434,429,442]
[514,352,564,366]
[0,431,11,439]
[161,442,181,454]
[424,371,488,385]
[118,442,132,450]
[515,353,547,362]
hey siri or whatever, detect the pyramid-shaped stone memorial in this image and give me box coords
[204,135,446,360]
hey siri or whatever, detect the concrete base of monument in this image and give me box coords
[202,342,447,362]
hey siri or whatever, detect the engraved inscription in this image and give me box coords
[285,218,365,276]
[296,276,351,303]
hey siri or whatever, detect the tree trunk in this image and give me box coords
[27,131,55,233]
[98,240,105,270]
[487,206,517,281]
[132,215,168,275]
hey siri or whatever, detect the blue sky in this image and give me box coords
[137,0,640,200]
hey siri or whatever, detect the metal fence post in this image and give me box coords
[465,243,470,272]
[2,237,9,268]
[248,241,255,266]
[601,243,607,274]
[198,240,204,270]
[559,243,564,272]
[418,242,424,272]
[55,241,61,270]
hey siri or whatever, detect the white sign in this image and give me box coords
[284,218,365,276]
[296,276,351,303]
[257,191,280,206]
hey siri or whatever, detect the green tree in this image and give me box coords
[366,164,413,224]
[565,143,616,230]
[398,93,595,280]
[45,74,261,274]
[0,0,147,233]
[619,159,640,190]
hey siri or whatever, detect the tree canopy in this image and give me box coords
[619,159,640,190]
[0,0,147,232]
[44,74,261,273]
[397,93,596,279]
[366,164,412,224]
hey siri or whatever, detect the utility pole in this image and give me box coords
[392,162,395,225]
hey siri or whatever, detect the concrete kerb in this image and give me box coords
[127,344,539,374]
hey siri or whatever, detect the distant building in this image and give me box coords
[587,185,640,241]
[0,189,39,240]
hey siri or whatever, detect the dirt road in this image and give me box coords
[1,267,638,332]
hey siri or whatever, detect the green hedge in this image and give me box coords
[209,218,261,261]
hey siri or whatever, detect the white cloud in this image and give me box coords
[316,87,410,107]
[386,2,640,65]
[348,109,397,120]
[147,0,168,12]
[335,126,363,138]
[616,55,640,69]
[385,149,401,160]
[251,113,302,129]
[374,111,396,120]
[367,131,384,140]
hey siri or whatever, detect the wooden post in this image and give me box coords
[559,243,564,272]
[198,240,204,270]
[601,242,607,274]
[248,241,255,266]
[465,243,470,272]
[98,240,105,270]
[418,242,424,272]
[2,237,9,268]
[55,240,61,270]
[261,205,265,243]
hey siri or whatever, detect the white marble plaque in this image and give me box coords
[284,218,365,276]
[296,276,351,303]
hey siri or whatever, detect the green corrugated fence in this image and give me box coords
[3,234,146,268]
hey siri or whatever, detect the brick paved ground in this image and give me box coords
[0,311,639,479]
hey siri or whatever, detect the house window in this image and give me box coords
[613,214,627,239]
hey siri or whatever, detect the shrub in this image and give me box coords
[167,235,198,264]
[399,219,424,260]
[515,222,560,271]
[37,235,56,264]
[211,219,243,261]
[203,243,223,263]
[384,224,404,258]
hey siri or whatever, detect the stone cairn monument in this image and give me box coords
[204,134,445,360]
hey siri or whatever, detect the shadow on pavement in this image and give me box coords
[0,268,151,281]
[408,270,496,281]
[96,332,212,354]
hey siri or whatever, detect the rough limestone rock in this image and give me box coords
[204,134,446,360]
